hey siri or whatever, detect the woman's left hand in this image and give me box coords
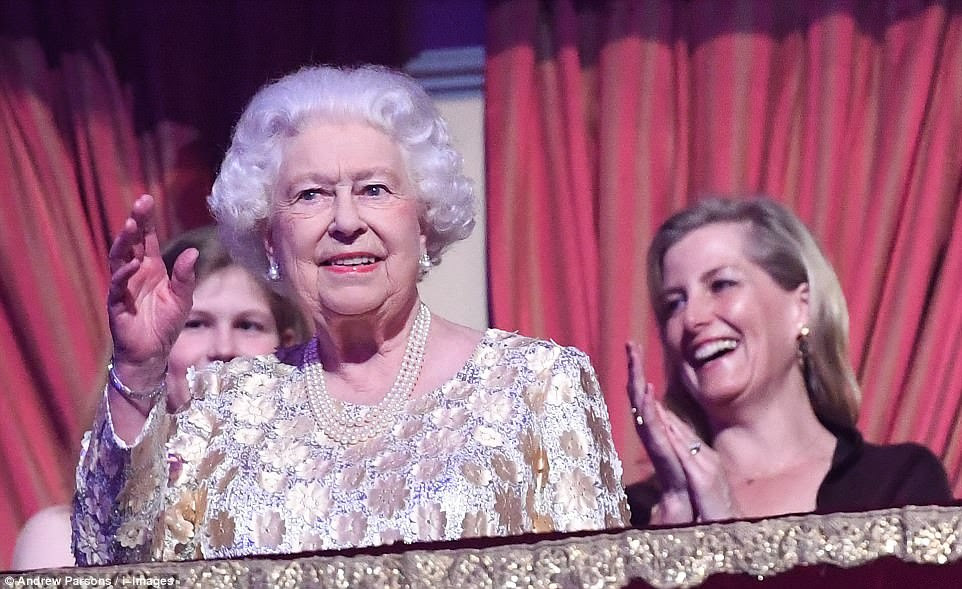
[658,408,743,522]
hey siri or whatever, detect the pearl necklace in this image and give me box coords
[304,303,431,445]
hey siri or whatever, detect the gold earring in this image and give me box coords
[797,325,811,364]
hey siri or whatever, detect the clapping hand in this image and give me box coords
[626,341,742,524]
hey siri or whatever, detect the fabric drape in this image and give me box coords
[486,0,962,489]
[0,36,197,565]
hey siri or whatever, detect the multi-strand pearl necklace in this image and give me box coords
[304,303,431,445]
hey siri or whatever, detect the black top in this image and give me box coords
[625,426,954,527]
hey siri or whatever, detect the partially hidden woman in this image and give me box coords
[74,65,629,565]
[625,197,952,526]
[15,226,307,570]
[159,226,310,410]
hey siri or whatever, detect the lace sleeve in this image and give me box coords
[72,389,171,565]
[535,346,631,531]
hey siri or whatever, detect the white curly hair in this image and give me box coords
[209,64,476,279]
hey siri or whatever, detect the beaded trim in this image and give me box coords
[304,303,431,445]
[61,506,962,588]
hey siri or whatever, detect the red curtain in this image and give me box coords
[487,0,962,489]
[0,36,201,565]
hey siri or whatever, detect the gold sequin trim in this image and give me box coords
[55,505,962,588]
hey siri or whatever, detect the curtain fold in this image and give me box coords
[487,0,962,489]
[0,36,205,566]
[0,37,117,558]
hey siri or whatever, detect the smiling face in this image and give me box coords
[658,222,809,413]
[267,119,424,320]
[168,265,283,401]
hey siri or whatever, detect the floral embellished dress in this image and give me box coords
[73,329,630,565]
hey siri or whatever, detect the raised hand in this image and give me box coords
[626,341,693,524]
[107,195,197,393]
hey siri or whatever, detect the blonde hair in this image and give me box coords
[647,196,860,434]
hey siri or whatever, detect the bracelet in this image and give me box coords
[107,361,167,402]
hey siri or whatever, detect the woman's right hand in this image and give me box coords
[107,195,197,396]
[626,341,694,524]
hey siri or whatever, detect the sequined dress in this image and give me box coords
[73,329,630,565]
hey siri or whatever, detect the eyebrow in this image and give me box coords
[188,308,273,318]
[285,167,403,187]
[700,266,732,281]
[660,265,734,295]
[352,167,402,184]
[235,309,274,317]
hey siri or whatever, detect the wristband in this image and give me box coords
[107,360,167,402]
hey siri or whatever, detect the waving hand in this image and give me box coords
[106,195,196,410]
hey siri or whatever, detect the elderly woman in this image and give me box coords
[74,65,629,565]
[626,197,952,526]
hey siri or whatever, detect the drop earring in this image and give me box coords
[266,255,281,281]
[796,325,810,364]
[418,251,432,277]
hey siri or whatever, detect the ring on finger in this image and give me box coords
[688,441,702,456]
[630,406,645,426]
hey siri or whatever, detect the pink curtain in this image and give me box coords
[487,0,962,489]
[0,37,207,565]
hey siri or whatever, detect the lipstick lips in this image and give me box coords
[321,252,383,274]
